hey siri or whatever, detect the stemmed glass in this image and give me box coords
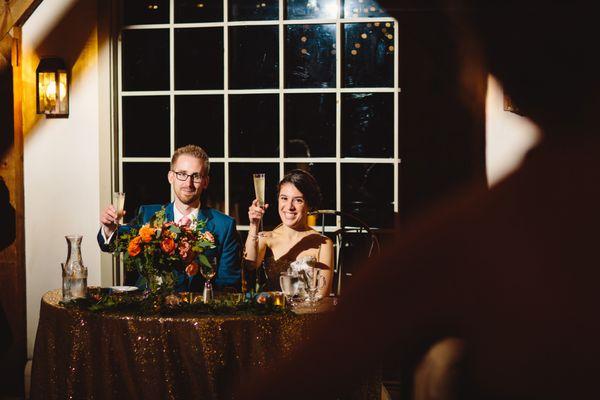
[304,267,325,305]
[253,173,265,235]
[112,191,125,285]
[280,271,299,307]
[201,255,217,303]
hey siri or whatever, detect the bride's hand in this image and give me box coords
[248,199,268,226]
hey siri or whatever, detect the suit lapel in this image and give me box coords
[165,202,175,222]
[198,207,213,225]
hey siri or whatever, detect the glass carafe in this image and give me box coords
[64,235,87,299]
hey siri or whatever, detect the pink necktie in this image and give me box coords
[179,216,191,227]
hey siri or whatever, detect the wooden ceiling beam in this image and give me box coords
[0,0,43,42]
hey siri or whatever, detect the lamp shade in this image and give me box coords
[36,57,69,117]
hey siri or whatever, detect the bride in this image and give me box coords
[243,169,334,298]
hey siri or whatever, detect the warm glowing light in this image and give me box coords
[354,43,361,48]
[301,48,308,55]
[385,22,391,27]
[388,45,394,51]
[374,22,380,27]
[351,49,358,55]
[301,36,307,42]
[361,33,368,39]
[387,34,393,40]
[36,58,69,117]
[197,3,204,7]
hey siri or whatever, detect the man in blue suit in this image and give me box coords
[98,145,241,291]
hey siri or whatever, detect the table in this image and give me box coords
[31,290,379,399]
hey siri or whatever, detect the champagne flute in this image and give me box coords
[112,192,125,285]
[113,191,126,225]
[253,173,265,235]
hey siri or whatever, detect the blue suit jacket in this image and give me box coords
[97,203,241,291]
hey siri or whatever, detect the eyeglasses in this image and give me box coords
[172,171,205,183]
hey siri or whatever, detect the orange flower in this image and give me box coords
[139,225,156,242]
[160,237,175,254]
[185,262,198,277]
[202,231,215,244]
[128,236,142,257]
[178,238,196,262]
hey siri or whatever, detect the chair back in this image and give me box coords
[308,210,380,296]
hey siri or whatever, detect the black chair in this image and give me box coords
[308,210,381,296]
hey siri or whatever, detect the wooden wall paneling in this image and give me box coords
[0,26,26,397]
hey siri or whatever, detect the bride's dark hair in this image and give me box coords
[278,169,322,211]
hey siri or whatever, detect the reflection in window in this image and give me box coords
[285,24,336,88]
[342,93,393,158]
[175,0,223,23]
[123,162,171,220]
[344,22,394,87]
[175,28,223,90]
[286,0,337,20]
[203,163,225,212]
[229,26,279,89]
[229,0,278,21]
[229,94,279,157]
[123,0,169,25]
[343,0,389,18]
[285,94,335,157]
[122,29,170,91]
[123,96,170,157]
[342,163,394,228]
[229,163,280,227]
[175,95,224,156]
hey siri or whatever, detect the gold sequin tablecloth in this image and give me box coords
[30,290,326,400]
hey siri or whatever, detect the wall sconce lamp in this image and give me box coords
[36,57,69,118]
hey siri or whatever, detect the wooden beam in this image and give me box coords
[0,0,43,42]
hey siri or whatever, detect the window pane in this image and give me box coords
[175,0,223,23]
[122,29,170,91]
[285,24,336,88]
[286,0,337,20]
[123,96,170,157]
[229,0,278,21]
[284,162,336,224]
[228,163,280,228]
[343,22,394,87]
[343,0,390,18]
[123,162,171,221]
[123,0,169,25]
[204,162,224,212]
[229,26,279,89]
[342,93,393,158]
[229,94,279,157]
[175,95,224,157]
[175,28,223,90]
[285,94,335,157]
[341,163,393,228]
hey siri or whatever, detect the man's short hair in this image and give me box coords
[171,145,210,175]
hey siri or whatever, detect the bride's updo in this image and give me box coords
[277,169,322,211]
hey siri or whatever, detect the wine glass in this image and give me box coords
[280,271,299,307]
[201,255,217,303]
[303,267,326,305]
[253,173,265,235]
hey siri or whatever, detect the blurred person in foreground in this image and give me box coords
[238,0,600,398]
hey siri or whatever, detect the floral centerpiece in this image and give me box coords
[114,208,216,293]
